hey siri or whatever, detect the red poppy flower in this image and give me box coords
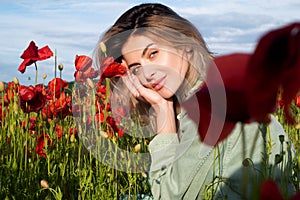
[20,117,37,134]
[4,81,19,105]
[74,55,98,83]
[48,78,68,99]
[96,84,107,100]
[49,94,72,119]
[260,179,300,200]
[75,55,93,71]
[0,104,6,123]
[69,127,78,136]
[105,115,125,138]
[74,71,86,83]
[100,57,127,80]
[18,41,53,73]
[82,66,98,79]
[19,84,46,113]
[55,125,63,140]
[36,133,51,158]
[41,105,54,121]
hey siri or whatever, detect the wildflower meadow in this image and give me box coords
[0,37,299,200]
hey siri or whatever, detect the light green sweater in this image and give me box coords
[148,110,295,199]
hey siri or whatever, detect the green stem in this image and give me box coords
[241,124,249,199]
[54,49,57,78]
[103,78,110,124]
[34,62,38,86]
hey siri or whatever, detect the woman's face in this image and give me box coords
[121,35,189,99]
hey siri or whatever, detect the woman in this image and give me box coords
[94,3,295,199]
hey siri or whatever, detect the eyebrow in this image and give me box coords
[127,43,155,69]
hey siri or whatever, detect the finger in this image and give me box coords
[130,74,154,102]
[122,74,140,98]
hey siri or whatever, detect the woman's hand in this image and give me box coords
[122,72,177,134]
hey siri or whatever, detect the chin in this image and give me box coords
[159,88,176,99]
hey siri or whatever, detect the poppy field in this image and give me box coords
[0,38,299,200]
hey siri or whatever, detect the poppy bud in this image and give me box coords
[242,158,251,167]
[134,143,141,152]
[279,135,285,144]
[58,64,64,71]
[40,180,49,189]
[12,160,18,171]
[141,171,148,178]
[13,77,19,85]
[70,134,76,143]
[100,131,109,138]
[42,74,47,79]
[120,151,125,159]
[86,78,94,89]
[296,123,300,130]
[0,81,4,92]
[100,42,107,54]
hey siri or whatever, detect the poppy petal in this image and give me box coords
[75,55,93,71]
[20,41,38,59]
[18,59,34,73]
[38,45,53,60]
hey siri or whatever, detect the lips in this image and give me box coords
[152,76,166,90]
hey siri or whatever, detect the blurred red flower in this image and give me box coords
[260,179,300,200]
[260,180,283,200]
[183,22,300,146]
[295,95,300,107]
[36,133,51,158]
[19,84,46,113]
[246,22,300,124]
[48,78,68,99]
[100,57,127,80]
[18,41,53,73]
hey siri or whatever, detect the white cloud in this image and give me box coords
[0,0,299,84]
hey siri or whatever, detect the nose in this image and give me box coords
[141,62,156,81]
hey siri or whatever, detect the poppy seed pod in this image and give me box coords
[0,81,4,92]
[40,180,49,189]
[13,77,19,85]
[42,74,47,79]
[100,42,107,54]
[279,135,285,144]
[134,143,141,152]
[86,78,94,89]
[58,64,64,71]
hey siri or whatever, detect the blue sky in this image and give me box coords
[0,0,299,85]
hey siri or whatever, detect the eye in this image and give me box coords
[149,50,158,59]
[130,65,142,75]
